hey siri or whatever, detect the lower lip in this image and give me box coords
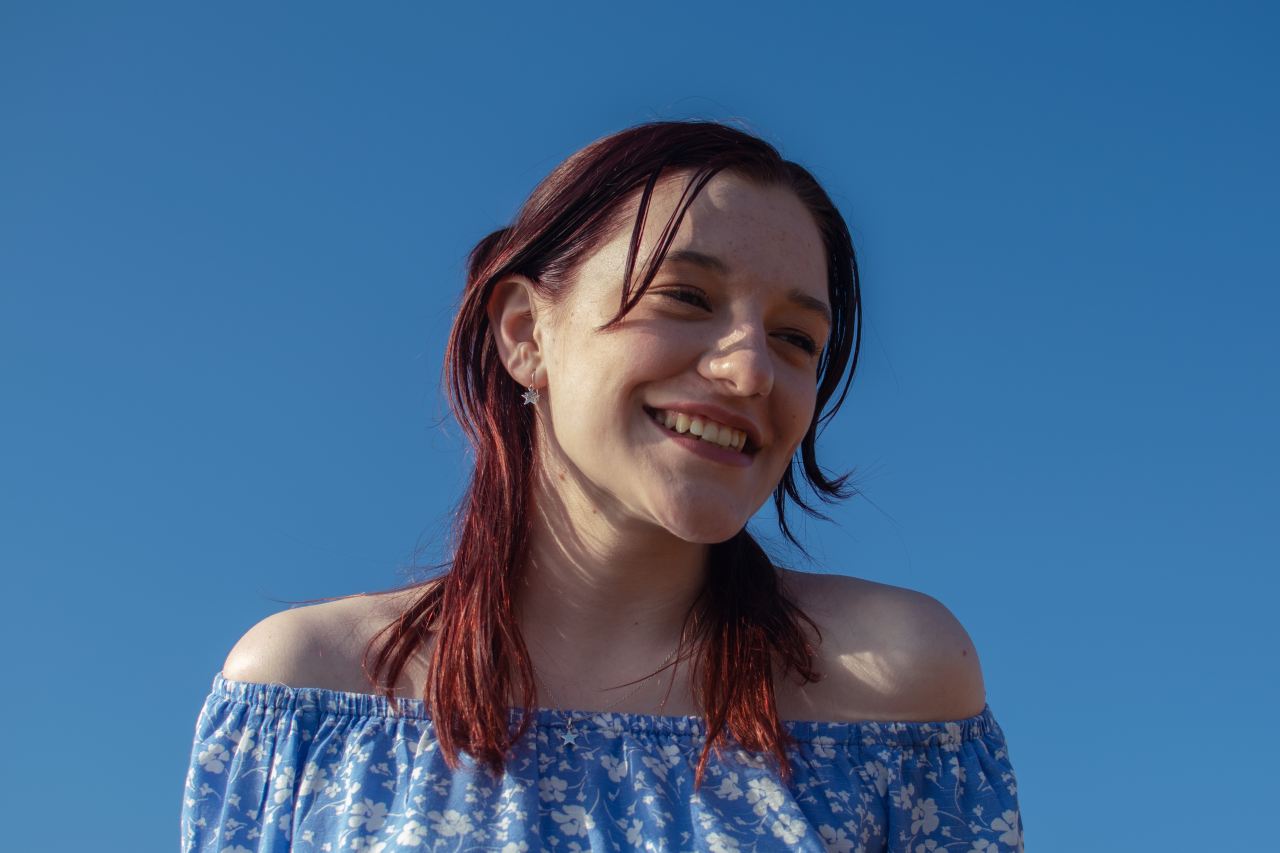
[647,413,754,468]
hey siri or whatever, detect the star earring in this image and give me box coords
[521,385,540,405]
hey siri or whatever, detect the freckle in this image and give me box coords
[962,650,967,656]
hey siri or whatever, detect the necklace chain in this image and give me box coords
[531,637,681,749]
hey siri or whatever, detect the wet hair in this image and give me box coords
[365,119,863,790]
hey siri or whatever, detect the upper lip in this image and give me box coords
[645,401,765,452]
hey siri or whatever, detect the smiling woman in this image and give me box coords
[182,120,1024,852]
[489,169,837,548]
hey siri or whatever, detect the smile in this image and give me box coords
[644,407,757,468]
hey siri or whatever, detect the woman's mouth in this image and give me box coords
[643,406,758,467]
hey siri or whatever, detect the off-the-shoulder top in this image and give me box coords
[181,673,1023,852]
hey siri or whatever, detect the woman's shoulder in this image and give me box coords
[220,584,436,696]
[220,573,987,722]
[778,568,989,721]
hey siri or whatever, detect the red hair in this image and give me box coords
[365,120,863,791]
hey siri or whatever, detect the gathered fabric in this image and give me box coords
[181,673,1023,852]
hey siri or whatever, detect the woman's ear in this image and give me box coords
[487,275,546,388]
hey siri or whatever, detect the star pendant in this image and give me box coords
[559,724,579,749]
[521,386,540,406]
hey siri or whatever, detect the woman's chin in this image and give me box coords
[656,508,751,545]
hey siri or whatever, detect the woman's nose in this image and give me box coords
[702,327,774,398]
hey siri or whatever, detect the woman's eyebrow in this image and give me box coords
[662,248,731,276]
[787,290,832,329]
[662,249,831,328]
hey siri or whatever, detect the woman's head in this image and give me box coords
[447,120,861,547]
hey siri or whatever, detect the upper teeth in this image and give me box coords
[652,409,749,452]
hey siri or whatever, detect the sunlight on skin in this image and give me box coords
[833,649,899,698]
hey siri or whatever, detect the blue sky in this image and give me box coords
[3,2,1276,849]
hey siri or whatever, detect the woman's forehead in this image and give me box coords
[590,171,828,299]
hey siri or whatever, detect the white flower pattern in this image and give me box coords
[349,798,389,832]
[181,674,1024,852]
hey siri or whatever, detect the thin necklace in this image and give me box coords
[533,640,682,750]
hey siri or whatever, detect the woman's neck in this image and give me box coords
[514,469,709,690]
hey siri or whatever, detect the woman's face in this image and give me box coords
[533,170,831,543]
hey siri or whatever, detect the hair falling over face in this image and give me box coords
[364,120,863,791]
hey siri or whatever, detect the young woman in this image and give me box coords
[181,120,1024,852]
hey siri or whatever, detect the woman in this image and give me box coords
[181,120,1024,852]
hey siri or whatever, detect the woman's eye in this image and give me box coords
[657,287,819,356]
[659,287,710,309]
[779,332,819,355]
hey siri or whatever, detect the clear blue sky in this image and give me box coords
[3,2,1276,849]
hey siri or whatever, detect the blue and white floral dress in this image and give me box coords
[181,673,1023,852]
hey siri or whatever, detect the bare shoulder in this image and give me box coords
[221,585,435,695]
[779,569,988,722]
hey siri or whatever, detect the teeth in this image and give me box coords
[651,408,748,453]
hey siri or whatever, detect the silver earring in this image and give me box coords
[521,385,540,405]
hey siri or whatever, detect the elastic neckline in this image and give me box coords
[210,673,1002,747]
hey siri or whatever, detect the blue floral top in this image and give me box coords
[181,673,1023,852]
